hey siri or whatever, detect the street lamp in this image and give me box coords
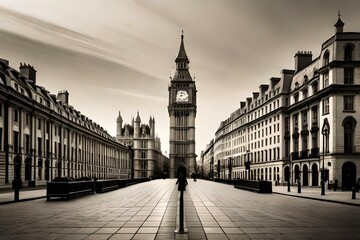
[321,118,330,196]
[228,157,232,180]
[288,154,292,192]
[246,150,250,180]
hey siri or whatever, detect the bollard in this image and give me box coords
[12,178,23,202]
[297,180,301,193]
[179,191,185,231]
[175,172,188,234]
[352,187,356,200]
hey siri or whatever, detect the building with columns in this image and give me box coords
[202,15,360,190]
[0,59,131,187]
[116,112,168,179]
[168,33,197,178]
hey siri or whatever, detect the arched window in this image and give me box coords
[344,45,354,62]
[343,116,357,153]
[323,51,330,65]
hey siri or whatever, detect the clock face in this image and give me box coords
[176,90,189,103]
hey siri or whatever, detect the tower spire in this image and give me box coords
[176,31,189,63]
[334,10,344,33]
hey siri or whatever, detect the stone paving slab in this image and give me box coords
[0,179,360,240]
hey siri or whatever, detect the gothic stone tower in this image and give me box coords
[168,33,197,178]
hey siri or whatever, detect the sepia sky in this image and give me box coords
[1,0,360,160]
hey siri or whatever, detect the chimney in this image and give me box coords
[294,51,312,73]
[19,63,37,83]
[57,90,69,105]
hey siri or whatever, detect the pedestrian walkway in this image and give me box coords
[1,180,359,206]
[272,185,360,206]
[0,179,360,239]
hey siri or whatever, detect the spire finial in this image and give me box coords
[338,10,341,18]
[181,30,184,40]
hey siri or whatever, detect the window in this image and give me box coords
[312,106,318,124]
[25,113,29,126]
[344,68,354,85]
[344,117,356,153]
[38,137,42,157]
[293,114,298,128]
[323,98,329,115]
[0,128,2,151]
[25,134,30,154]
[141,150,146,159]
[344,45,353,62]
[323,71,329,88]
[323,51,329,65]
[303,89,308,99]
[344,96,354,111]
[0,104,2,117]
[13,131,19,153]
[312,82,318,93]
[38,119,41,130]
[294,94,299,103]
[14,110,18,122]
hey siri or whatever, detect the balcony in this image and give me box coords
[300,150,308,158]
[309,148,320,158]
[291,151,299,160]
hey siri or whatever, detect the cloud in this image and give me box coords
[97,87,167,102]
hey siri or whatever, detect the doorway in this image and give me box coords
[342,161,356,190]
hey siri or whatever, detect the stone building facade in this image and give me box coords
[0,59,131,187]
[203,16,360,190]
[116,112,168,179]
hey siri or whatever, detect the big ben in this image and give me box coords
[168,32,197,178]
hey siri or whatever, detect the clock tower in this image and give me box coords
[168,32,197,178]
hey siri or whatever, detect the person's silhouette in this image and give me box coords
[176,172,188,191]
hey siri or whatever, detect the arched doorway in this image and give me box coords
[312,163,318,186]
[303,164,309,186]
[342,162,356,191]
[284,166,290,182]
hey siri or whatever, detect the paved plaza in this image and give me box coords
[0,179,360,240]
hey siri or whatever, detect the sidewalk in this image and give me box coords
[0,187,46,205]
[0,183,360,206]
[272,185,360,206]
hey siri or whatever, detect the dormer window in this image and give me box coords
[323,51,330,65]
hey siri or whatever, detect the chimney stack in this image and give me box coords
[19,63,37,83]
[294,51,312,73]
[57,90,69,105]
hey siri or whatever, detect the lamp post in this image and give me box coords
[288,154,292,192]
[228,157,232,180]
[321,118,330,196]
[246,150,250,180]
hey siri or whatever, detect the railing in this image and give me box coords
[310,148,320,157]
[300,150,308,158]
[234,179,272,193]
[291,151,299,160]
[95,179,119,193]
[47,181,94,200]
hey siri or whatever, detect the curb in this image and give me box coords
[0,196,47,205]
[273,192,360,207]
